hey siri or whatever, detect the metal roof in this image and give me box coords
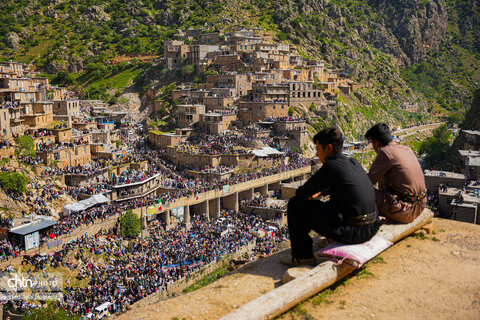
[9,220,57,236]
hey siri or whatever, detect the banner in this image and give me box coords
[25,232,40,250]
[171,206,184,222]
[222,185,230,195]
[146,206,156,215]
[48,239,62,249]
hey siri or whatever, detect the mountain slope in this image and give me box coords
[1,0,479,126]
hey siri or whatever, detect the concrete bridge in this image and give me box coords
[136,166,311,226]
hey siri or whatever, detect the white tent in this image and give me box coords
[63,194,110,216]
[249,146,283,158]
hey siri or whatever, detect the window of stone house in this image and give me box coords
[75,148,78,156]
[65,151,69,159]
[54,152,60,161]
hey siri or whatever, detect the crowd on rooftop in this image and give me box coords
[264,116,303,122]
[241,195,287,211]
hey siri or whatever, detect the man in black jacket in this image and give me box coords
[280,127,380,267]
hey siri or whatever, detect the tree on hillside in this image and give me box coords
[418,125,452,169]
[52,71,76,86]
[15,135,36,158]
[447,113,462,127]
[119,209,141,238]
[0,172,29,194]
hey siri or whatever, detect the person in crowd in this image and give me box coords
[281,127,380,267]
[365,123,426,223]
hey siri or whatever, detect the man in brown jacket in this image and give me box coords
[365,123,426,223]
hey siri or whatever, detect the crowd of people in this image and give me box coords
[241,195,287,211]
[264,116,303,122]
[3,210,287,318]
[35,139,90,153]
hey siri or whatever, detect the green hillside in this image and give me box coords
[1,0,479,131]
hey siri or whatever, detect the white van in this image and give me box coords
[85,302,113,319]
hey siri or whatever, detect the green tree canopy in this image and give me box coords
[0,172,29,193]
[52,71,76,86]
[446,113,462,126]
[418,125,452,169]
[15,135,36,158]
[119,209,141,238]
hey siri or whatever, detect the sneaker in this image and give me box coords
[279,256,316,267]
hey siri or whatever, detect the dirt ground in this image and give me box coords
[116,218,480,320]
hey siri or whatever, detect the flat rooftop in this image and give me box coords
[424,170,466,179]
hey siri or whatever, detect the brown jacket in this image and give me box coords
[368,141,426,223]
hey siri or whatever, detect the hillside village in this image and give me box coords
[149,27,361,165]
[0,27,337,320]
[0,24,478,320]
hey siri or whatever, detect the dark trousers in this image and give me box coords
[287,196,380,259]
[287,196,343,259]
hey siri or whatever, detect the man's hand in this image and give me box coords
[308,192,321,200]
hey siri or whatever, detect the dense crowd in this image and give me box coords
[200,165,235,174]
[42,162,110,176]
[264,116,303,122]
[4,210,287,318]
[241,195,287,211]
[174,132,256,156]
[36,139,90,153]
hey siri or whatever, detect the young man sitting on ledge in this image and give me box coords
[365,123,426,224]
[280,127,380,267]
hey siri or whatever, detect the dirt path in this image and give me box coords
[116,218,480,320]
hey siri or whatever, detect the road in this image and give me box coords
[393,122,445,138]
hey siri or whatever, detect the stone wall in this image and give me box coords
[424,172,467,191]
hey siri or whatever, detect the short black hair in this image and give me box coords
[313,127,344,154]
[364,123,392,146]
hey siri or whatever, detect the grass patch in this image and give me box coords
[149,129,174,135]
[431,237,440,242]
[412,231,427,240]
[183,264,230,293]
[370,256,386,264]
[292,303,311,317]
[309,288,334,305]
[356,265,376,279]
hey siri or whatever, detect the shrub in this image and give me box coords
[119,209,141,238]
[16,135,36,158]
[0,172,29,194]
